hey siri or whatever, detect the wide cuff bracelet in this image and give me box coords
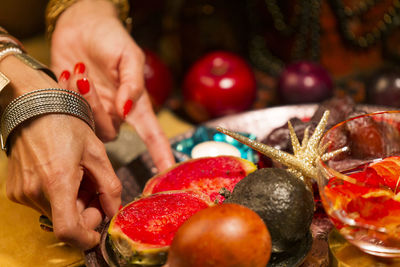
[1,88,95,153]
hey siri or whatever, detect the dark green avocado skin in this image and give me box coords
[225,168,314,253]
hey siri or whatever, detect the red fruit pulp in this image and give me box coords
[112,191,210,246]
[142,156,256,203]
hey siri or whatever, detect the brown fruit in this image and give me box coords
[165,203,271,267]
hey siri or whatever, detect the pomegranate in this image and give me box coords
[183,51,257,122]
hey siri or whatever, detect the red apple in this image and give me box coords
[143,49,173,111]
[183,51,257,122]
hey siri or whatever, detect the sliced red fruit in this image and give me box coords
[324,157,400,230]
[369,156,400,190]
[142,156,257,203]
[108,190,212,266]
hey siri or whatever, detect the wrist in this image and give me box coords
[1,88,95,153]
[0,55,59,109]
[61,0,118,22]
[53,0,120,43]
[47,0,131,41]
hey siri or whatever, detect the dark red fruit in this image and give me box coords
[366,69,400,107]
[278,61,333,104]
[144,49,173,111]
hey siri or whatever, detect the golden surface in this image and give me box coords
[0,109,192,266]
[329,228,400,267]
[0,152,85,266]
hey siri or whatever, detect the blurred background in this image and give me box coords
[3,0,400,173]
[2,0,400,124]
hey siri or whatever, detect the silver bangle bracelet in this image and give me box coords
[1,88,95,153]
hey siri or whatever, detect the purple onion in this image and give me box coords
[277,61,334,104]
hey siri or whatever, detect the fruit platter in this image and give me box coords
[85,96,396,267]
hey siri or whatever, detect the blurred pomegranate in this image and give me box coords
[366,68,400,107]
[277,61,334,104]
[183,51,257,122]
[144,49,173,111]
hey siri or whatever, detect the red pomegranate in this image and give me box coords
[144,49,173,111]
[183,51,257,122]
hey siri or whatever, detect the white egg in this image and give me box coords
[191,141,241,159]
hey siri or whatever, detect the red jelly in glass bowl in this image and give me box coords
[317,110,400,258]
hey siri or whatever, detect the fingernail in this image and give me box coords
[123,99,133,118]
[59,70,70,81]
[119,205,123,210]
[74,62,86,74]
[76,78,90,94]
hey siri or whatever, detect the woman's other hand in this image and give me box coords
[51,0,175,172]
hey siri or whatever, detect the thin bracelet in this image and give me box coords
[0,43,23,94]
[0,45,23,61]
[45,0,131,40]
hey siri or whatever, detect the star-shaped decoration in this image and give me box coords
[216,110,348,189]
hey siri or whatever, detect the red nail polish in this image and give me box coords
[74,62,86,74]
[123,99,133,118]
[119,205,123,210]
[59,70,70,81]
[76,78,90,94]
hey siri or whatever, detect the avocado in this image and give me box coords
[224,168,314,253]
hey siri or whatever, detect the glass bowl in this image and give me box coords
[317,110,400,257]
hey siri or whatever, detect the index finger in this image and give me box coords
[115,44,146,119]
[81,137,122,218]
[125,92,175,172]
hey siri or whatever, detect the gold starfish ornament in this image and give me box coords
[216,110,348,188]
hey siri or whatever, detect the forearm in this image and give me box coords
[0,30,95,153]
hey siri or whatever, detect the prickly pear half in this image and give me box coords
[142,156,257,203]
[107,190,213,266]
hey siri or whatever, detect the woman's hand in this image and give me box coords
[1,55,122,250]
[51,0,175,171]
[7,114,122,250]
